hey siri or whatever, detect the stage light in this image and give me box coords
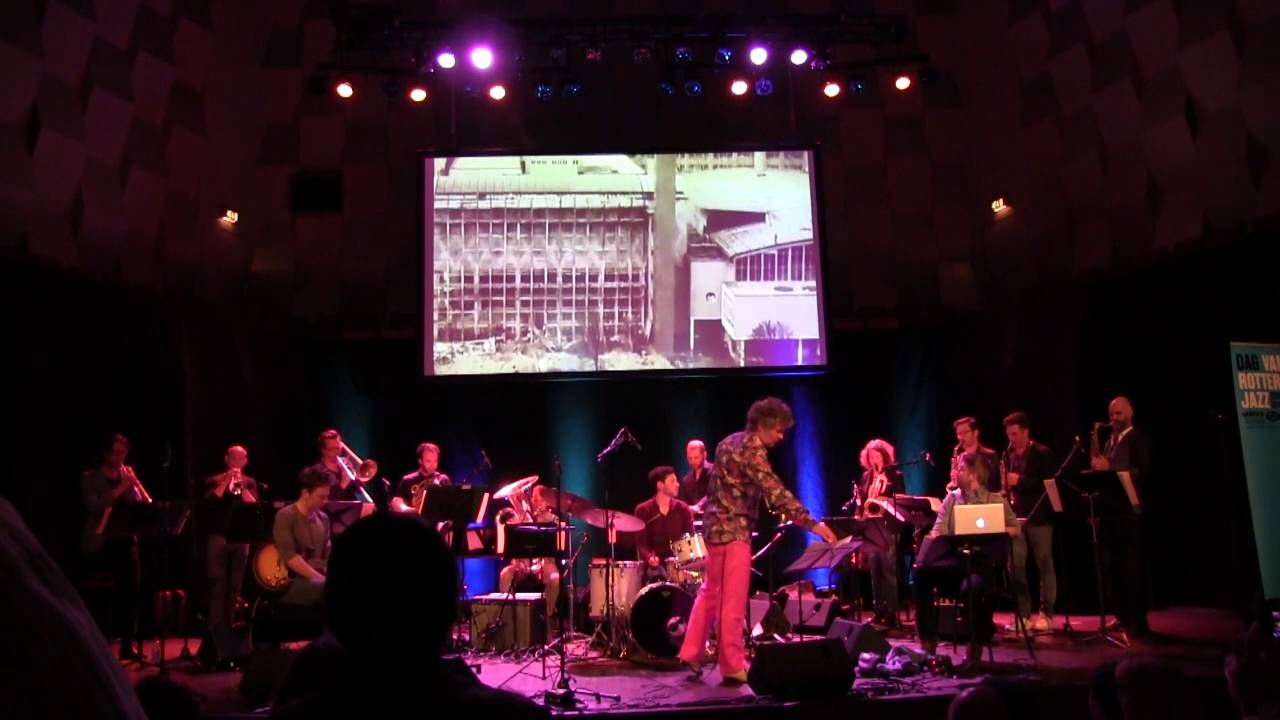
[488,83,506,100]
[730,79,749,96]
[749,46,768,66]
[674,46,693,63]
[755,78,774,96]
[585,46,603,63]
[408,86,428,103]
[822,81,841,98]
[436,50,457,69]
[633,46,653,64]
[335,80,354,98]
[470,47,494,70]
[714,48,732,65]
[657,80,675,96]
[789,48,809,66]
[895,74,912,91]
[534,82,554,99]
[991,197,1009,214]
[849,78,867,95]
[562,82,583,98]
[219,208,239,227]
[809,50,831,71]
[684,79,703,97]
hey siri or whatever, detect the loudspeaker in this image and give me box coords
[827,618,891,659]
[779,593,840,632]
[748,594,791,637]
[746,638,855,699]
[238,646,299,705]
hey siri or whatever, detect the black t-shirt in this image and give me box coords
[201,471,259,538]
[632,497,694,561]
[679,463,713,506]
[393,470,451,504]
[1007,441,1057,524]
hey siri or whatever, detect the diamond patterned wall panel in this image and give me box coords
[0,0,1277,322]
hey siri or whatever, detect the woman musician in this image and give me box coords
[852,438,904,629]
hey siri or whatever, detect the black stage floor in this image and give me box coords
[124,608,1242,719]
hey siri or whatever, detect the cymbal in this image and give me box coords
[532,486,596,516]
[578,508,645,533]
[493,475,539,500]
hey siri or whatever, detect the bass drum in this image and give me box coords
[252,542,291,592]
[629,582,695,658]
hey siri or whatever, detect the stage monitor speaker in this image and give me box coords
[239,646,300,706]
[747,637,855,699]
[779,593,839,632]
[827,617,891,659]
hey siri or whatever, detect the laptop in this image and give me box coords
[953,503,1006,535]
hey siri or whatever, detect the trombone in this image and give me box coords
[337,440,377,504]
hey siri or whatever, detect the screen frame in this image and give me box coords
[417,141,834,383]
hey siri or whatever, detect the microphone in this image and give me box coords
[480,449,492,469]
[623,426,642,451]
[924,451,934,466]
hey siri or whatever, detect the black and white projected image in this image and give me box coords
[423,151,827,376]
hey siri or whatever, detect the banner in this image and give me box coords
[1230,342,1280,599]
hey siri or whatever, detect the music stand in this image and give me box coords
[322,501,374,539]
[106,501,192,672]
[917,532,1009,660]
[1069,470,1137,648]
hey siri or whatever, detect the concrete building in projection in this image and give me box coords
[430,155,657,351]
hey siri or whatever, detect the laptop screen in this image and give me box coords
[954,503,1007,535]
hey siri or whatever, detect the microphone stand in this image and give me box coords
[541,455,619,708]
[595,428,632,658]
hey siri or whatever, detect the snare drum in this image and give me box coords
[670,533,707,566]
[663,557,701,587]
[587,559,644,619]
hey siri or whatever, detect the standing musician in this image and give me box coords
[1090,396,1152,638]
[947,416,1002,493]
[854,439,903,629]
[680,439,714,510]
[79,432,147,660]
[677,397,837,683]
[302,429,365,502]
[200,445,258,664]
[390,442,451,514]
[272,467,331,608]
[497,488,560,621]
[634,466,695,584]
[1002,412,1057,634]
[914,453,1019,667]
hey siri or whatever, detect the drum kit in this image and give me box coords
[490,475,710,660]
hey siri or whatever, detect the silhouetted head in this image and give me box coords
[324,513,457,664]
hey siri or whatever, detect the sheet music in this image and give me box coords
[1116,471,1140,508]
[1044,478,1064,513]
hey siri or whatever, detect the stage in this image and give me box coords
[123,608,1241,719]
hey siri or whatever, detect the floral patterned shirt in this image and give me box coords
[703,430,815,544]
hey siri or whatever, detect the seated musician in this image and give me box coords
[633,465,695,584]
[497,488,560,621]
[272,468,332,608]
[390,442,450,514]
[913,453,1018,667]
